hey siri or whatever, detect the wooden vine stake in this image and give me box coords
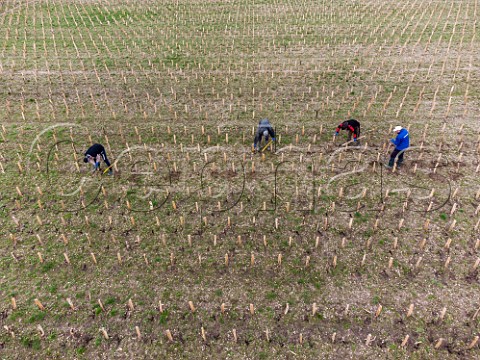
[11,297,17,310]
[98,299,105,312]
[201,327,206,342]
[448,219,456,232]
[188,301,196,313]
[37,325,45,337]
[128,299,135,312]
[467,336,479,350]
[406,304,414,318]
[434,338,444,349]
[365,334,374,346]
[165,329,173,342]
[401,335,410,347]
[361,254,367,266]
[34,298,45,311]
[419,238,426,250]
[444,238,452,250]
[472,258,480,271]
[4,325,14,338]
[415,257,423,269]
[444,256,451,270]
[66,298,75,311]
[439,307,447,321]
[99,328,109,340]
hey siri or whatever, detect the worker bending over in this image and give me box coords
[253,119,276,151]
[84,143,113,174]
[335,119,361,143]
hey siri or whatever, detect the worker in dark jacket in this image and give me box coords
[386,126,410,168]
[253,119,275,151]
[84,143,112,174]
[334,119,361,143]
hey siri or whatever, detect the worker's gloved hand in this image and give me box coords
[95,162,100,170]
[334,132,339,136]
[272,137,276,141]
[353,138,357,142]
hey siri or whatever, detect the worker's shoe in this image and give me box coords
[385,158,394,169]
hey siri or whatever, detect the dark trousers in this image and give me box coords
[254,127,272,148]
[389,148,405,166]
[100,151,111,168]
[347,126,360,142]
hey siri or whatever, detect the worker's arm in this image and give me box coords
[390,135,399,146]
[87,156,98,171]
[267,126,275,139]
[347,125,357,139]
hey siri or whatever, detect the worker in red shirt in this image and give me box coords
[334,119,361,143]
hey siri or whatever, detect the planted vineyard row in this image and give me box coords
[0,0,478,125]
[1,122,479,356]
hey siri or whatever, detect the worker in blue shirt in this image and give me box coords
[386,126,410,169]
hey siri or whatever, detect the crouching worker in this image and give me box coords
[253,119,276,152]
[386,125,410,169]
[84,143,113,174]
[334,119,361,143]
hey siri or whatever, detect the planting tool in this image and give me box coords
[102,165,113,175]
[261,139,273,153]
